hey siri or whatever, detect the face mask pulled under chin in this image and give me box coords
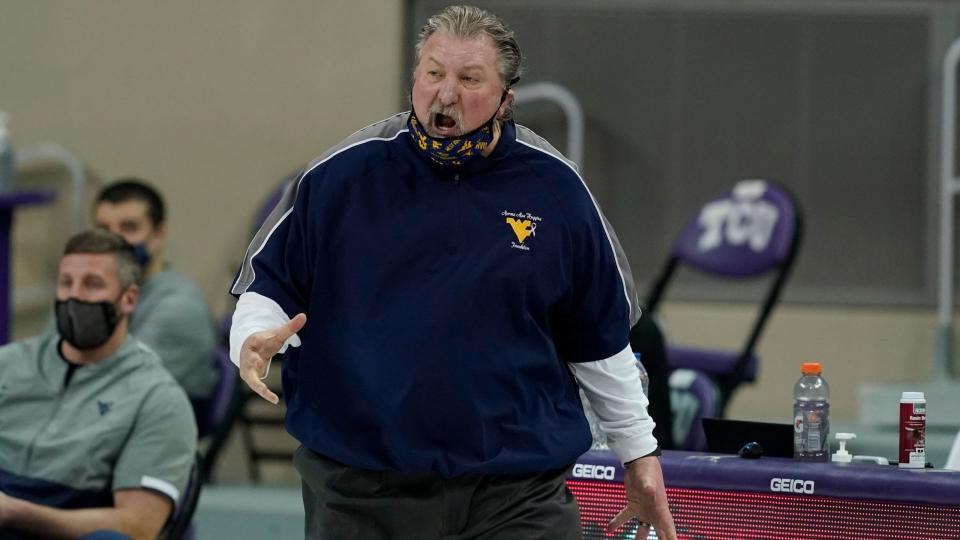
[407,110,497,168]
[54,297,121,351]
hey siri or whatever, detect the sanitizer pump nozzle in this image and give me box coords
[832,432,856,463]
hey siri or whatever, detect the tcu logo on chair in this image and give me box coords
[697,180,780,253]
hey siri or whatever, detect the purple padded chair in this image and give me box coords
[645,179,802,418]
[158,452,202,540]
[668,369,719,451]
[196,346,239,483]
[193,346,237,439]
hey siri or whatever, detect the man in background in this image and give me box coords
[0,229,196,540]
[93,179,218,419]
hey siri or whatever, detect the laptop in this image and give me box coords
[701,417,795,458]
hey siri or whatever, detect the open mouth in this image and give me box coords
[433,113,457,131]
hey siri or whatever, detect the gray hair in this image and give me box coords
[63,229,142,289]
[415,5,523,118]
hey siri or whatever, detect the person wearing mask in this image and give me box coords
[0,229,196,540]
[92,179,218,421]
[231,5,677,539]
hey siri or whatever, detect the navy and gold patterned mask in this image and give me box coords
[408,111,495,168]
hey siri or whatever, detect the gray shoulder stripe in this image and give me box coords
[514,126,640,325]
[230,114,410,295]
[514,124,580,173]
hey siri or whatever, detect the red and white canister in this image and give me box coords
[898,391,926,469]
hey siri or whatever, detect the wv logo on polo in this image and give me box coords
[506,217,537,244]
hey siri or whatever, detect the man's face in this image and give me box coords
[94,200,164,250]
[56,253,135,316]
[412,31,510,138]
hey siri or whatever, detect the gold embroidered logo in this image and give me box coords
[506,218,536,244]
[502,210,542,251]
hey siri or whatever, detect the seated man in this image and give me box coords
[92,178,217,410]
[0,230,197,540]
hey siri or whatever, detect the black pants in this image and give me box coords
[293,446,582,540]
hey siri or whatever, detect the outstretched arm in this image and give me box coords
[230,291,306,404]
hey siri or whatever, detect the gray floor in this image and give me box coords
[195,486,304,540]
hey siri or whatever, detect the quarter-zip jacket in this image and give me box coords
[232,112,641,477]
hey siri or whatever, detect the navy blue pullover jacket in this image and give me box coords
[232,112,639,477]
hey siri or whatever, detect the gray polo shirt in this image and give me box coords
[130,267,218,400]
[0,333,196,509]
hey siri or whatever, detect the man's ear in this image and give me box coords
[497,89,515,119]
[120,284,139,317]
[153,222,167,243]
[148,222,167,258]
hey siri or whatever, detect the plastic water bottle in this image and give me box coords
[793,362,830,461]
[0,112,14,193]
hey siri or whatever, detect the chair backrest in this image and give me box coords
[671,179,798,277]
[159,452,202,540]
[197,346,241,483]
[194,347,237,439]
[644,179,802,412]
[668,369,719,451]
[208,347,237,433]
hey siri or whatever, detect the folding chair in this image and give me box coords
[644,179,802,419]
[158,452,202,540]
[197,346,241,483]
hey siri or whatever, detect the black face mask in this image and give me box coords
[132,243,151,268]
[54,297,121,350]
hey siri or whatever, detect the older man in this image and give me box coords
[0,230,196,540]
[231,5,676,539]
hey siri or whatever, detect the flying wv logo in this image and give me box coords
[503,210,542,251]
[97,400,112,416]
[506,218,536,244]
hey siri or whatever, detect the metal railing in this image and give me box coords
[935,37,960,381]
[512,81,585,168]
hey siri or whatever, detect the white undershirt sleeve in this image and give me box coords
[229,292,302,375]
[569,343,659,464]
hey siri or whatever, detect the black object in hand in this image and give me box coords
[738,441,764,459]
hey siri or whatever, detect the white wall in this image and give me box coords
[660,302,943,423]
